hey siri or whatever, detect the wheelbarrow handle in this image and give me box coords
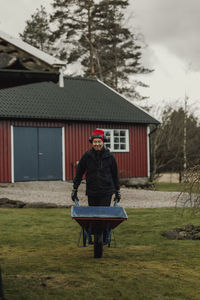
[74,198,80,206]
[113,199,118,207]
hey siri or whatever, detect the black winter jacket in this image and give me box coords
[73,147,120,196]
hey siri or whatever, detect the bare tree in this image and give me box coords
[177,165,200,212]
[150,103,200,182]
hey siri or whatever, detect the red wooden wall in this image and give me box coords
[0,120,148,182]
[0,120,11,182]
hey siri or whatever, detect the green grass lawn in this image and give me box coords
[154,182,184,192]
[1,208,200,300]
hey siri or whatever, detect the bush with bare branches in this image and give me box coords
[177,165,200,212]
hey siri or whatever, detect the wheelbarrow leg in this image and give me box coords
[94,230,103,258]
[77,226,93,247]
[83,229,87,247]
[78,228,88,247]
[87,222,93,245]
[105,223,111,247]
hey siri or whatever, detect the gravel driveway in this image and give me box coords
[0,181,182,208]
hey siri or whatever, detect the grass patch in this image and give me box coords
[1,208,200,299]
[154,182,184,192]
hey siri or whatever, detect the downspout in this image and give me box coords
[147,126,150,179]
[148,124,158,181]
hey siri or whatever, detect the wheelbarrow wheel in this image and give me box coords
[94,232,103,258]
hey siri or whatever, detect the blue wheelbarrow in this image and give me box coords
[71,199,128,258]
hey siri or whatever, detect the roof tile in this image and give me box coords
[0,77,159,124]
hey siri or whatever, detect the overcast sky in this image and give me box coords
[132,0,200,113]
[0,0,200,116]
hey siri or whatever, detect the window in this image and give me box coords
[101,129,129,152]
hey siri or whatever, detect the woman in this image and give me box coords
[71,129,121,206]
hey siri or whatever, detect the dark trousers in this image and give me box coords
[88,195,112,207]
[87,195,112,243]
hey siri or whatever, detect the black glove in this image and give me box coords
[71,188,78,202]
[114,190,121,203]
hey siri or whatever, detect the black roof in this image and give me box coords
[0,77,159,124]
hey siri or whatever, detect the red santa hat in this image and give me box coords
[89,129,104,143]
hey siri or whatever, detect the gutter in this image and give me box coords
[148,124,159,136]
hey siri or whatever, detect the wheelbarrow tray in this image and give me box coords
[71,206,128,233]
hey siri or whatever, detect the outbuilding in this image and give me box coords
[0,30,65,89]
[0,77,159,183]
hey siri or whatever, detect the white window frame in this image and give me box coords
[62,126,66,181]
[100,128,129,152]
[11,125,14,183]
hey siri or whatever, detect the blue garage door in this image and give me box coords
[14,127,62,181]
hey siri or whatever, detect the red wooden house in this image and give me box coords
[0,77,159,183]
[0,30,159,183]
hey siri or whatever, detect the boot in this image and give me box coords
[88,233,93,245]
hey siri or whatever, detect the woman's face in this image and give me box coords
[92,138,104,151]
